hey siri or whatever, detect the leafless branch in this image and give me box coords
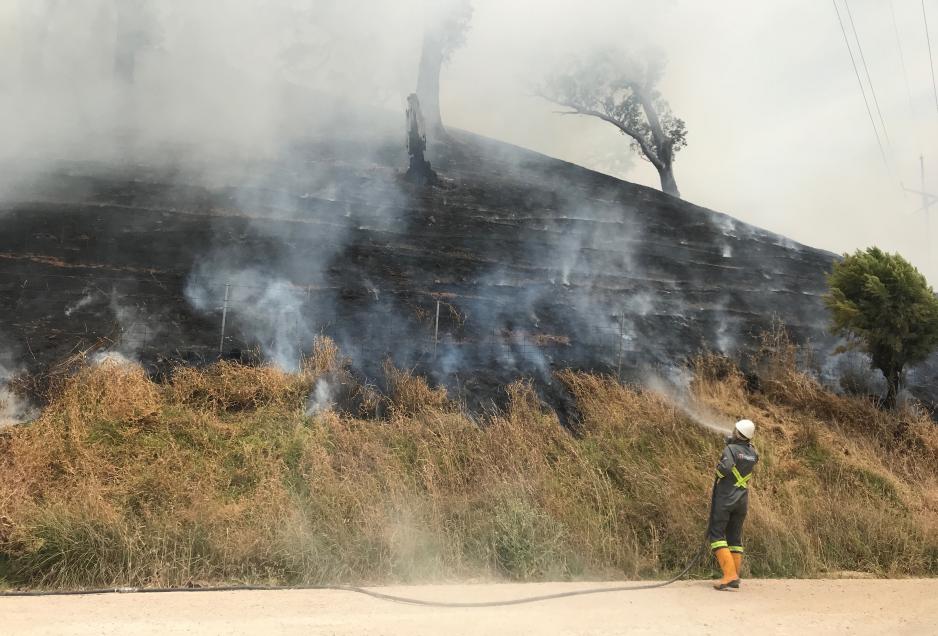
[540,95,664,171]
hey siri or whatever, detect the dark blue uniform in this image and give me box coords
[708,437,759,555]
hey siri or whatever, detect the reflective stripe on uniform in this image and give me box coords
[729,546,744,553]
[731,466,752,489]
[716,469,725,479]
[710,540,728,550]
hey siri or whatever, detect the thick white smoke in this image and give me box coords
[306,377,335,415]
[3,0,932,407]
[185,268,311,371]
[0,362,34,429]
[0,0,478,170]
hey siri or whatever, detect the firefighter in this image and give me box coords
[708,419,758,590]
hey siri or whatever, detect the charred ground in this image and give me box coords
[0,126,934,410]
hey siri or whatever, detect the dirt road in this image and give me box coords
[4,579,936,635]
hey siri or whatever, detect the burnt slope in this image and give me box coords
[0,129,933,406]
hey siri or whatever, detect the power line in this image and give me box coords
[845,0,891,147]
[833,0,888,165]
[925,0,938,114]
[890,0,916,114]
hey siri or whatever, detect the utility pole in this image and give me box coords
[903,154,938,276]
[924,156,931,271]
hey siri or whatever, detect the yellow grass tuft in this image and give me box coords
[167,362,312,413]
[383,361,451,417]
[55,358,162,425]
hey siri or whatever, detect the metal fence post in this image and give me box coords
[294,315,301,359]
[433,300,441,357]
[219,283,231,353]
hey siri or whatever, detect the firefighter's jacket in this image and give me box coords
[713,436,759,508]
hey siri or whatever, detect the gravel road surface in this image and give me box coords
[4,579,935,635]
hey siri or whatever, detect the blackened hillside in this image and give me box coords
[0,128,933,407]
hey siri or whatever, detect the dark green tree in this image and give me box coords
[825,247,938,409]
[540,49,687,198]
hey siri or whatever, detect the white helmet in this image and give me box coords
[734,419,755,440]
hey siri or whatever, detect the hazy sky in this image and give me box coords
[445,0,938,283]
[2,0,938,283]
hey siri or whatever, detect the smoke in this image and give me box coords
[713,214,737,260]
[0,351,35,429]
[185,268,311,371]
[0,384,33,429]
[90,350,137,367]
[179,127,414,372]
[66,288,166,364]
[306,377,335,416]
[163,116,813,399]
[4,0,938,283]
[64,292,96,318]
[0,0,471,174]
[3,0,931,410]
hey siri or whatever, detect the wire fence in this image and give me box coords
[4,273,663,379]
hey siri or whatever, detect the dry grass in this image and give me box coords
[0,335,935,589]
[383,360,452,417]
[167,362,311,413]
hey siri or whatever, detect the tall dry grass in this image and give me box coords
[0,336,935,589]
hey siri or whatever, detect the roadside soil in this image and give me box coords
[3,579,936,635]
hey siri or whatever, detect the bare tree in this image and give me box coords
[541,50,687,198]
[415,1,472,134]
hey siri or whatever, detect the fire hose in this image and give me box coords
[0,545,707,607]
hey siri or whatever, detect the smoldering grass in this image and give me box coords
[0,385,35,431]
[0,362,38,430]
[0,335,936,589]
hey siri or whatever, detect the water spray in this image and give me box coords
[644,370,732,437]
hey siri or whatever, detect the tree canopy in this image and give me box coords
[540,49,687,197]
[825,247,938,408]
[430,0,473,63]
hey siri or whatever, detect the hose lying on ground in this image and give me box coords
[0,545,707,608]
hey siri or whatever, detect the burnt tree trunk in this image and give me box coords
[405,94,438,185]
[416,33,444,134]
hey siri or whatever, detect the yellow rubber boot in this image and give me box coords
[729,552,742,588]
[713,548,738,590]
